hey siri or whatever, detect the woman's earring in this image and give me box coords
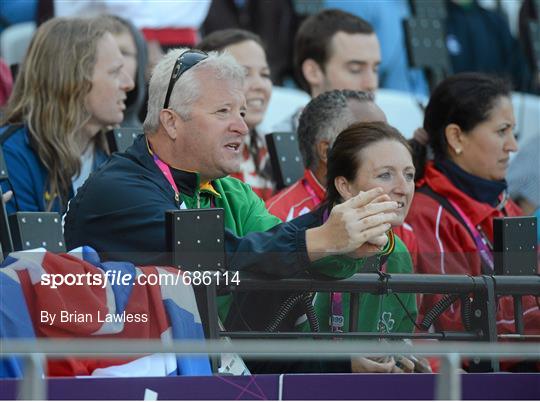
[455,148,462,155]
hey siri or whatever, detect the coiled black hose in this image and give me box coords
[303,292,320,333]
[265,293,304,332]
[461,295,472,331]
[420,294,459,330]
[265,292,320,333]
[421,294,473,331]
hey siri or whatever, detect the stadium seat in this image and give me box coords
[0,22,36,67]
[257,86,310,134]
[511,91,540,147]
[375,89,427,139]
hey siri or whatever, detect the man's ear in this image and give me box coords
[302,58,324,90]
[334,176,353,201]
[444,123,465,157]
[159,109,179,140]
[316,139,330,165]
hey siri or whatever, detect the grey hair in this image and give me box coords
[297,89,374,170]
[143,47,245,133]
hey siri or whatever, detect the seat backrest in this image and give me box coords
[0,22,36,66]
[8,212,65,253]
[375,89,426,139]
[265,132,304,190]
[257,86,310,135]
[511,91,540,147]
[409,0,447,19]
[107,128,144,153]
[402,16,450,91]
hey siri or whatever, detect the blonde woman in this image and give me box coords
[0,17,133,213]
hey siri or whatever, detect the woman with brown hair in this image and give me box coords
[0,17,133,213]
[295,121,419,373]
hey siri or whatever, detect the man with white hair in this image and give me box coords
[65,48,398,322]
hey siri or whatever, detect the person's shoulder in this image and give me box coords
[393,223,416,247]
[266,179,303,212]
[409,189,444,218]
[0,124,42,171]
[407,188,462,241]
[0,124,30,150]
[217,175,262,198]
[76,150,160,205]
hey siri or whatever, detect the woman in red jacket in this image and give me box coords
[406,73,539,344]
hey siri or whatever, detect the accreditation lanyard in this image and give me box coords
[303,179,322,206]
[316,205,344,333]
[447,198,494,272]
[325,208,395,333]
[153,155,180,203]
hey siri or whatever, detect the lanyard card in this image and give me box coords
[166,208,225,271]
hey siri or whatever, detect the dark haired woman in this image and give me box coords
[406,73,539,340]
[198,29,274,200]
[296,121,419,373]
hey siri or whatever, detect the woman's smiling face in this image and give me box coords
[224,40,272,129]
[340,139,415,226]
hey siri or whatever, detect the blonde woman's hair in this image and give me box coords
[1,17,110,211]
[95,14,130,36]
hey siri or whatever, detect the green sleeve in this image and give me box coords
[310,255,366,279]
[309,234,396,279]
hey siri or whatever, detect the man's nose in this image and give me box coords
[361,70,378,93]
[232,113,249,136]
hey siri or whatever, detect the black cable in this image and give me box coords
[392,293,424,332]
[302,292,319,333]
[420,294,459,330]
[460,294,472,331]
[374,266,446,335]
[265,293,304,332]
[231,294,254,332]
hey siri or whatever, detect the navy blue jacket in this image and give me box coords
[65,135,313,277]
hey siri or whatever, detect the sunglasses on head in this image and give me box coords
[163,49,209,109]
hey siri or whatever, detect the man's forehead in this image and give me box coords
[328,31,380,62]
[192,70,245,105]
